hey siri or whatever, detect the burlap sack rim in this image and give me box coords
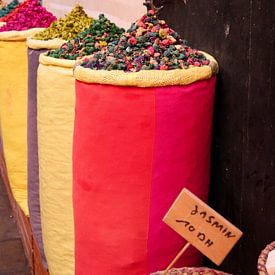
[27,37,66,50]
[0,28,45,41]
[73,51,218,87]
[152,267,232,275]
[39,52,76,68]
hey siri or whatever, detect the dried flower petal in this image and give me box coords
[0,0,56,32]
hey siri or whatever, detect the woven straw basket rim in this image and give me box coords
[258,241,275,274]
[151,267,232,275]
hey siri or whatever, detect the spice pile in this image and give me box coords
[33,4,92,41]
[0,0,18,18]
[0,0,56,32]
[47,14,124,60]
[0,0,30,22]
[80,10,210,72]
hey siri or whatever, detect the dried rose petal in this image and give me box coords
[0,0,56,32]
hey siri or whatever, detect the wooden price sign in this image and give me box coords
[163,188,243,270]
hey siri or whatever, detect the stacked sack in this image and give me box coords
[36,13,124,275]
[26,4,92,269]
[73,10,218,274]
[0,0,56,219]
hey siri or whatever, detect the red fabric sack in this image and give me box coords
[73,64,217,274]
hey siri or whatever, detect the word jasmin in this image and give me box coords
[176,204,237,248]
[190,205,236,239]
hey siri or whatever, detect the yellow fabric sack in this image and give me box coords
[0,28,45,216]
[37,53,75,275]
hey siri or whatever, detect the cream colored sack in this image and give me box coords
[26,37,66,50]
[37,53,75,275]
[0,28,45,216]
[0,28,45,41]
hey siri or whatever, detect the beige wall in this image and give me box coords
[42,0,146,29]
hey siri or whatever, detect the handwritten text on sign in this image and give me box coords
[163,188,243,265]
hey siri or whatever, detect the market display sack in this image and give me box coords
[0,0,55,216]
[37,53,76,275]
[0,28,48,216]
[26,42,64,269]
[36,15,124,275]
[73,10,218,274]
[26,4,91,268]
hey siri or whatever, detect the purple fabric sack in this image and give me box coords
[27,47,47,267]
